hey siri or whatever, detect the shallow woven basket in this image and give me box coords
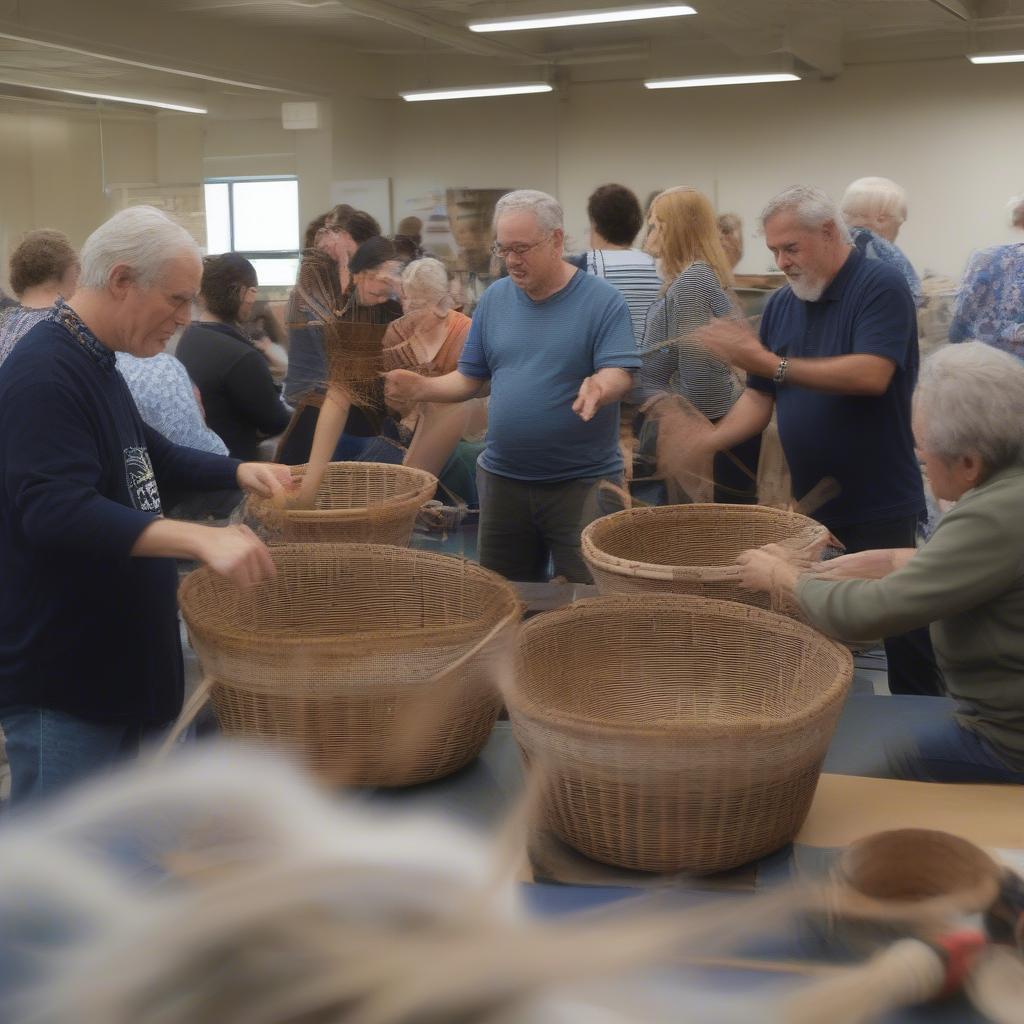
[582,504,828,612]
[179,543,520,786]
[247,462,437,545]
[508,594,852,874]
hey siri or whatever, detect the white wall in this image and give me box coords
[387,57,1024,279]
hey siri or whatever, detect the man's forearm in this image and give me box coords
[749,349,895,396]
[710,388,774,451]
[418,371,487,404]
[592,367,634,407]
[130,518,211,561]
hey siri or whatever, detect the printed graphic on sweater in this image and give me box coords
[124,447,163,513]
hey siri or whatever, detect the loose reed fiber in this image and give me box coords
[247,462,437,545]
[179,543,520,786]
[322,318,387,411]
[582,504,829,616]
[507,594,852,873]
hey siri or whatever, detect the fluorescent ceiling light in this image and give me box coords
[645,72,800,89]
[401,83,553,102]
[62,89,206,113]
[469,4,696,33]
[968,51,1024,64]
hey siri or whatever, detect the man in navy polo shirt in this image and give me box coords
[694,185,940,696]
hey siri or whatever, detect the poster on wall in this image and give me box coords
[402,187,510,312]
[108,184,207,249]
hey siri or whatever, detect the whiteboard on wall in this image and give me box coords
[329,178,392,235]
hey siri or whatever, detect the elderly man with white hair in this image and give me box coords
[385,189,639,582]
[736,343,1024,782]
[694,184,939,696]
[0,205,293,804]
[840,176,922,306]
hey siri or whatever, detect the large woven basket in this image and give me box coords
[508,594,852,873]
[582,504,828,612]
[179,543,520,786]
[247,462,437,545]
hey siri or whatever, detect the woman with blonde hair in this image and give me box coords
[638,187,758,502]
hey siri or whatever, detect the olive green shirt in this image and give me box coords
[796,466,1024,768]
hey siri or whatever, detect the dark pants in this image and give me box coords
[713,433,762,505]
[0,706,160,808]
[476,467,623,583]
[887,718,1024,783]
[829,515,945,697]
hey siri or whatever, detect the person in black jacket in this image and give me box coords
[176,254,291,461]
[0,207,294,805]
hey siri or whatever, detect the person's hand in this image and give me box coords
[572,375,605,422]
[383,368,425,406]
[642,393,716,500]
[252,336,271,355]
[736,547,798,596]
[236,462,296,499]
[695,318,773,375]
[196,524,276,589]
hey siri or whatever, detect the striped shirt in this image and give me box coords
[583,248,662,348]
[638,260,741,420]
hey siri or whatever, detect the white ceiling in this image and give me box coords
[0,0,1022,113]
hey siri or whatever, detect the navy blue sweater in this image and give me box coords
[0,312,241,725]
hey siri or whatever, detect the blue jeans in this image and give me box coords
[887,717,1024,784]
[0,706,156,808]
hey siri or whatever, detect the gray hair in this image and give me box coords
[759,185,851,242]
[915,342,1024,471]
[492,189,563,233]
[401,257,452,310]
[840,176,908,225]
[79,205,199,290]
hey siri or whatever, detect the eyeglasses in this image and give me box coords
[490,235,552,260]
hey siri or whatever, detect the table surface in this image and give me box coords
[366,679,988,1023]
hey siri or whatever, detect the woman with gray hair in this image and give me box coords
[948,194,1024,353]
[735,341,1024,782]
[841,176,922,306]
[382,257,484,479]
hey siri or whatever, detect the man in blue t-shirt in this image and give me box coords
[690,185,940,697]
[385,189,639,582]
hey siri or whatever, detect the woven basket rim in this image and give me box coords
[508,594,852,738]
[249,462,437,523]
[581,503,828,576]
[179,543,521,649]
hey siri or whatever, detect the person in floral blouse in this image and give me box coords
[949,196,1024,355]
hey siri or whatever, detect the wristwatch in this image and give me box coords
[772,357,789,385]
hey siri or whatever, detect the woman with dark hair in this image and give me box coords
[278,238,402,467]
[316,207,382,292]
[176,253,290,461]
[576,184,661,348]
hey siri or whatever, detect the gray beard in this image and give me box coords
[787,275,826,302]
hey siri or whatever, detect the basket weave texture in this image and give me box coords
[582,503,828,612]
[179,543,520,786]
[508,594,852,873]
[247,462,437,545]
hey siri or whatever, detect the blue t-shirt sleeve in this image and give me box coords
[851,274,915,368]
[592,292,642,372]
[457,292,492,380]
